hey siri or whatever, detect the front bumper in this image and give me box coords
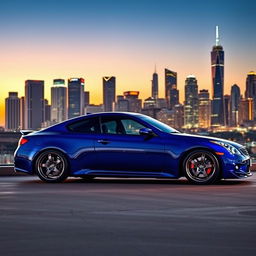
[222,155,252,179]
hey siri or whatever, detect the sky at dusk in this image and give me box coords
[0,0,255,125]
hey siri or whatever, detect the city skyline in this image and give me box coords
[0,0,256,126]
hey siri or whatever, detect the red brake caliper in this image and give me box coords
[190,162,195,169]
[206,168,212,175]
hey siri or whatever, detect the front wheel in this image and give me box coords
[35,150,69,183]
[183,150,221,185]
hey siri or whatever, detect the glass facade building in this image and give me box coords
[152,71,158,99]
[51,79,67,124]
[5,92,20,131]
[184,75,199,128]
[165,69,179,110]
[211,41,225,127]
[25,80,45,130]
[198,89,211,128]
[68,78,85,119]
[103,76,116,112]
[230,84,240,127]
[245,71,256,120]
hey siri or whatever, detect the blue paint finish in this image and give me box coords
[14,112,252,180]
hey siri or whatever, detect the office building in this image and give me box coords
[143,97,157,109]
[51,79,67,123]
[44,99,51,123]
[198,89,211,128]
[20,96,25,129]
[5,92,20,131]
[85,104,104,114]
[152,68,158,99]
[115,96,129,112]
[173,104,184,129]
[84,91,90,106]
[103,76,116,112]
[211,26,225,127]
[239,98,254,124]
[165,69,179,109]
[230,84,240,127]
[68,78,85,119]
[25,80,44,130]
[224,95,230,126]
[123,91,142,113]
[184,75,199,128]
[245,71,256,119]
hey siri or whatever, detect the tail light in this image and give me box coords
[19,138,29,145]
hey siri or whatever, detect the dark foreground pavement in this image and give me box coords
[0,175,256,256]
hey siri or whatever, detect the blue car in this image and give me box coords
[14,112,252,184]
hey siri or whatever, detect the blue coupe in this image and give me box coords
[14,112,252,184]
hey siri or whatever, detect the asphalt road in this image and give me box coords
[0,175,256,256]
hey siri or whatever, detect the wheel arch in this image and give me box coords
[32,147,71,174]
[178,147,224,178]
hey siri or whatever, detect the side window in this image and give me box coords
[100,116,125,134]
[67,118,100,133]
[121,119,146,135]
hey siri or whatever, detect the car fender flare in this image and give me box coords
[32,147,71,174]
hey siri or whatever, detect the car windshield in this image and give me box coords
[139,115,179,134]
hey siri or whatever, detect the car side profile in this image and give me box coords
[14,112,252,184]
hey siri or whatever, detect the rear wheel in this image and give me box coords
[183,150,220,185]
[35,150,69,183]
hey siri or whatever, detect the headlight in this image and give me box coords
[211,141,241,155]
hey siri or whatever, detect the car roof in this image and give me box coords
[41,112,145,132]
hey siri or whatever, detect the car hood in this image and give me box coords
[171,132,243,148]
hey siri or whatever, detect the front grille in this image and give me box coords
[239,147,249,156]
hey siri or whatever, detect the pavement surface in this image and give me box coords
[0,175,256,256]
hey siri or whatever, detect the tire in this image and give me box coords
[35,150,69,183]
[183,150,221,185]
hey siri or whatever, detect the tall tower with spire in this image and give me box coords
[151,65,158,99]
[211,26,225,127]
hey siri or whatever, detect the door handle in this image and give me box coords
[97,139,110,145]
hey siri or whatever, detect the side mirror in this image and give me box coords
[139,128,154,136]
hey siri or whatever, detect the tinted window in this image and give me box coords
[101,116,124,134]
[68,118,100,133]
[121,119,145,135]
[139,115,179,133]
[100,116,146,135]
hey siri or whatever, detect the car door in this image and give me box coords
[66,116,100,170]
[94,115,166,172]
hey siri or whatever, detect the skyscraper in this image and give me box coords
[198,89,211,128]
[25,80,44,130]
[239,98,254,125]
[173,104,184,129]
[245,71,256,119]
[68,78,85,119]
[5,92,20,131]
[184,75,199,128]
[84,91,90,106]
[44,99,51,123]
[230,84,240,127]
[211,26,225,127]
[224,95,231,126]
[20,96,25,129]
[165,69,179,109]
[152,68,158,99]
[103,76,116,112]
[51,79,67,123]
